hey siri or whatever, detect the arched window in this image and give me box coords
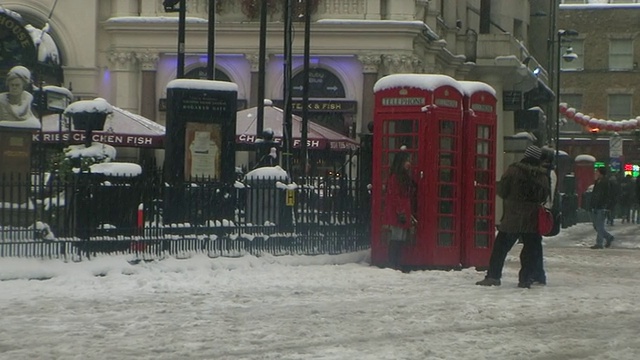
[291,68,345,98]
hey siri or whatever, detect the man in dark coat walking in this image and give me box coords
[590,167,615,249]
[476,145,550,288]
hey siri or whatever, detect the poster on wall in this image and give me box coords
[184,122,221,180]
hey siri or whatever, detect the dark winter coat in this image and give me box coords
[619,178,634,207]
[497,160,550,233]
[590,175,612,210]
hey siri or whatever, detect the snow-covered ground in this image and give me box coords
[1,222,640,360]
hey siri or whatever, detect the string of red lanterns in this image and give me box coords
[559,102,640,132]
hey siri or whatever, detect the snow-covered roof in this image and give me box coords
[575,154,597,163]
[512,132,537,141]
[244,166,289,181]
[42,85,73,99]
[561,2,640,9]
[317,19,440,40]
[105,16,208,24]
[373,74,464,93]
[167,79,238,92]
[64,98,113,115]
[66,143,116,160]
[88,162,142,177]
[458,81,497,97]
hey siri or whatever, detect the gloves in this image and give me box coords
[397,212,407,224]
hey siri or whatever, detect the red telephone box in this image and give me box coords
[574,155,596,208]
[372,74,464,268]
[459,81,497,269]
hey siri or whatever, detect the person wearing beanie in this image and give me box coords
[524,145,542,160]
[476,144,550,288]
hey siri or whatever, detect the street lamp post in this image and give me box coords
[163,0,186,78]
[554,29,579,161]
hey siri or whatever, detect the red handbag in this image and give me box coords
[538,206,554,236]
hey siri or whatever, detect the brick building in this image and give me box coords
[558,1,640,166]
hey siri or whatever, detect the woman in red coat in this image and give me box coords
[384,151,415,269]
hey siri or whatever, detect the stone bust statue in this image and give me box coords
[0,66,41,129]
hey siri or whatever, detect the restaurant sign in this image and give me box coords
[32,132,163,148]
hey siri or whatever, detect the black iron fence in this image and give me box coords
[0,169,371,261]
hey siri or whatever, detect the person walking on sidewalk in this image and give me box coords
[476,145,550,288]
[619,174,634,224]
[590,168,615,249]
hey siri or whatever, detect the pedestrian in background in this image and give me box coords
[476,145,550,288]
[635,175,640,223]
[606,173,619,226]
[590,168,615,249]
[619,174,634,224]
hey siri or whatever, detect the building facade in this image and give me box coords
[3,0,553,175]
[558,1,640,165]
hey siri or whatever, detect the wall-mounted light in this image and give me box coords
[562,47,578,62]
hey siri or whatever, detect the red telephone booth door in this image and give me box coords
[371,82,426,267]
[416,83,464,268]
[459,82,497,269]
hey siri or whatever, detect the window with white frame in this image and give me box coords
[608,94,632,120]
[560,94,584,132]
[560,40,583,71]
[609,39,633,70]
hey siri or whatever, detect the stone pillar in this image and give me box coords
[135,50,159,167]
[135,51,159,121]
[247,53,269,107]
[382,54,423,75]
[107,50,138,110]
[357,54,381,134]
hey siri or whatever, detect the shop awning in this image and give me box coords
[236,104,359,151]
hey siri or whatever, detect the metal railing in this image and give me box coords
[0,169,371,261]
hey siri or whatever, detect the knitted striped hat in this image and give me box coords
[524,145,542,160]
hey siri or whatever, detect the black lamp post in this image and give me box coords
[207,0,216,80]
[554,29,579,162]
[163,0,186,78]
[257,0,268,150]
[300,0,312,177]
[282,0,293,173]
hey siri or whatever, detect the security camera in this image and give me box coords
[562,52,578,62]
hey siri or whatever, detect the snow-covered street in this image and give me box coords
[1,222,640,360]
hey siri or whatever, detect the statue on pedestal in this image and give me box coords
[0,65,40,129]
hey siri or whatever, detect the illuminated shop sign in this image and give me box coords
[624,164,639,178]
